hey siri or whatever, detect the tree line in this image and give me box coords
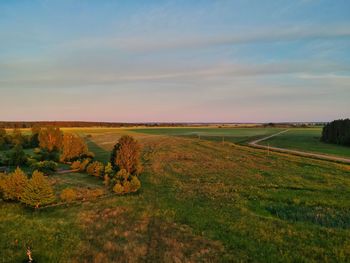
[321,119,350,146]
[0,121,190,128]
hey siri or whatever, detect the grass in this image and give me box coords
[260,128,350,158]
[131,127,283,144]
[1,127,350,262]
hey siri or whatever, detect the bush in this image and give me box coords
[116,169,130,181]
[113,183,124,194]
[71,160,81,170]
[21,170,55,208]
[130,176,141,192]
[79,158,92,172]
[86,161,104,177]
[31,161,58,174]
[1,167,28,201]
[60,188,77,203]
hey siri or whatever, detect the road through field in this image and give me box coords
[249,129,350,164]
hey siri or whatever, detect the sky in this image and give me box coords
[0,0,349,122]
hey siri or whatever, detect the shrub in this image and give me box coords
[33,147,41,154]
[116,169,130,181]
[113,183,124,194]
[130,176,141,193]
[86,161,104,177]
[1,167,28,201]
[79,158,92,172]
[31,161,58,174]
[110,135,142,175]
[123,181,131,193]
[71,160,81,170]
[104,162,113,177]
[21,170,55,208]
[60,188,77,203]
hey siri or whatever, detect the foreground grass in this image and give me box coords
[260,128,350,158]
[1,128,350,262]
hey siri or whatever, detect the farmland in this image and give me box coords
[259,128,350,158]
[1,127,350,262]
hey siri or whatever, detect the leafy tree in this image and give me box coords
[30,125,41,147]
[1,167,28,201]
[21,171,55,208]
[39,127,63,152]
[321,119,350,146]
[7,144,27,166]
[110,135,142,175]
[60,133,88,162]
[11,128,24,146]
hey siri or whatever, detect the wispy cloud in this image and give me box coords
[60,25,350,52]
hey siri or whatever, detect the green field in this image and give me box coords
[132,127,283,144]
[1,128,350,262]
[260,128,350,158]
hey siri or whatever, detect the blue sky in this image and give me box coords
[0,0,349,122]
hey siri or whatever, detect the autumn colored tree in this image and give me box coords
[60,133,88,162]
[39,127,63,152]
[21,171,55,208]
[1,167,28,201]
[110,135,142,175]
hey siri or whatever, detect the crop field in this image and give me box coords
[260,128,350,158]
[1,127,350,262]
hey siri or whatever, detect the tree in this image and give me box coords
[12,128,24,146]
[30,125,41,147]
[39,127,63,152]
[1,167,28,201]
[321,119,350,146]
[7,144,27,166]
[60,133,88,162]
[110,135,142,175]
[21,171,55,208]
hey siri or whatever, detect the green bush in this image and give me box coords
[31,161,58,174]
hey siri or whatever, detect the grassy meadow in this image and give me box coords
[260,128,350,158]
[1,127,350,262]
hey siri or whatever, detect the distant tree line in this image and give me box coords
[321,119,350,146]
[0,121,190,128]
